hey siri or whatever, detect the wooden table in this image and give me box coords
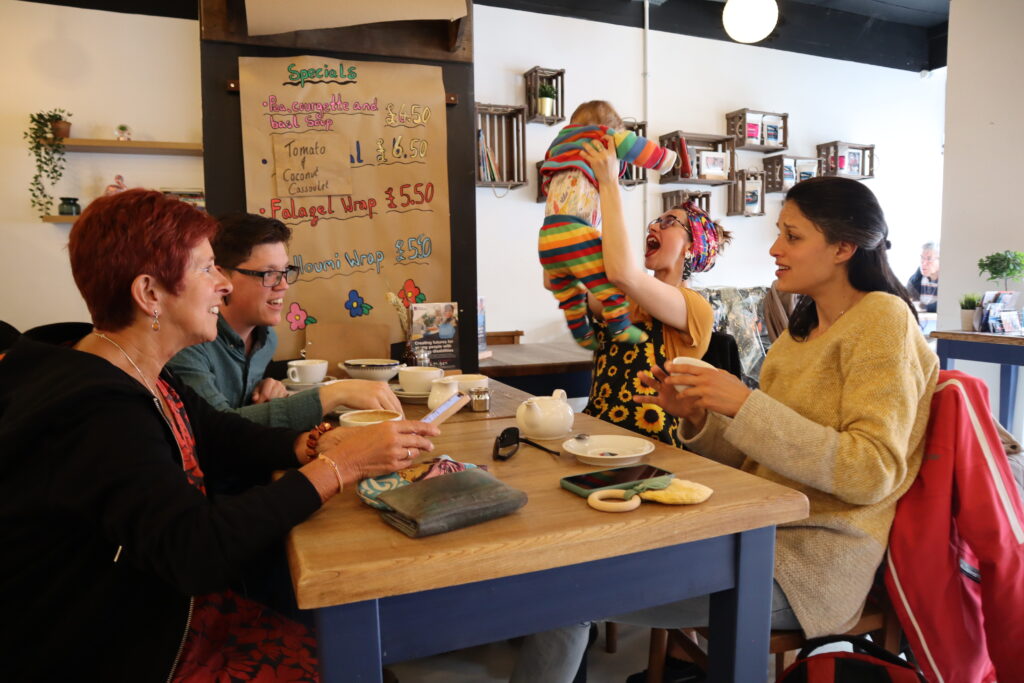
[287,413,809,682]
[478,342,594,377]
[931,330,1024,429]
[479,342,594,398]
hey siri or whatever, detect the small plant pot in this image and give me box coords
[50,120,71,139]
[537,96,555,117]
[960,309,975,331]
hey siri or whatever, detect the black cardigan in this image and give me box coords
[0,324,322,682]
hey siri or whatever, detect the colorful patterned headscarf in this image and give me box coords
[681,201,721,277]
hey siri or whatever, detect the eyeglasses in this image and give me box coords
[648,215,687,231]
[492,426,561,461]
[226,265,300,287]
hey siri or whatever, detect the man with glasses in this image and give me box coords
[169,212,400,429]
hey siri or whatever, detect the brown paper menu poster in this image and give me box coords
[238,56,451,361]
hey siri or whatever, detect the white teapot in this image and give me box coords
[427,377,459,410]
[515,389,575,439]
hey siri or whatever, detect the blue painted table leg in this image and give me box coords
[316,599,383,683]
[706,527,775,682]
[999,363,1019,430]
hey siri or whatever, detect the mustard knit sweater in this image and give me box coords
[683,292,938,637]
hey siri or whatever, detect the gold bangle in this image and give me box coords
[317,454,344,494]
[587,489,642,513]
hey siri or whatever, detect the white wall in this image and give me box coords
[473,5,947,342]
[0,0,203,330]
[938,0,1024,435]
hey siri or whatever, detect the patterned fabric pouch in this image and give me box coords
[357,455,485,510]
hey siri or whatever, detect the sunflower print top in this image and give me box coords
[583,289,713,446]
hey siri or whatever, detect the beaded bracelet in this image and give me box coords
[305,422,332,460]
[317,454,344,493]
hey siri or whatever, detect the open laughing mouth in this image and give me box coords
[645,233,661,258]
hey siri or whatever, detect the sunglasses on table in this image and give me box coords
[224,265,301,287]
[492,426,561,461]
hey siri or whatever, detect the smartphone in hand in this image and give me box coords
[420,392,470,426]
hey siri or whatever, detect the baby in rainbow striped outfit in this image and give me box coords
[539,101,677,349]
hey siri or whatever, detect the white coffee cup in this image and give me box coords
[338,409,402,427]
[669,356,716,393]
[455,373,489,393]
[399,366,443,394]
[287,359,328,384]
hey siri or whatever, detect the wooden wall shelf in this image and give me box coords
[763,154,822,193]
[45,137,203,156]
[727,170,766,217]
[524,67,566,125]
[662,189,711,215]
[816,141,875,179]
[476,104,527,189]
[725,109,788,152]
[42,215,76,224]
[620,120,649,187]
[657,131,735,186]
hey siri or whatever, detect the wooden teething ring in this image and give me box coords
[587,488,642,512]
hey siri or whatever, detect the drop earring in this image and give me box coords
[152,310,160,331]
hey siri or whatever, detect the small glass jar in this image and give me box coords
[469,387,490,412]
[58,197,81,215]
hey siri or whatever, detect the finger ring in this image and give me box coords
[406,449,413,459]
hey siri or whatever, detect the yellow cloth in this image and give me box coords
[638,478,713,504]
[630,286,713,361]
[683,292,937,637]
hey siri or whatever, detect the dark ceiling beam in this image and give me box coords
[20,0,944,71]
[476,0,934,72]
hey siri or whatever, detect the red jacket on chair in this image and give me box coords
[886,370,1024,683]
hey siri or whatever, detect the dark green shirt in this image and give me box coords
[168,315,322,429]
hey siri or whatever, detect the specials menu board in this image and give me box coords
[239,56,451,359]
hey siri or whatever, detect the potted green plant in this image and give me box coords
[24,108,72,220]
[977,250,1024,291]
[959,292,981,331]
[537,82,557,117]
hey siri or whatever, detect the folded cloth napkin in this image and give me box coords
[377,468,528,538]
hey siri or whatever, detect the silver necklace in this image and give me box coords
[93,331,158,398]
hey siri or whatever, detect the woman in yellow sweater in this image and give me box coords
[518,176,938,682]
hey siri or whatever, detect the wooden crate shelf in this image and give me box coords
[476,104,527,189]
[620,120,649,187]
[725,109,788,152]
[661,189,711,215]
[524,67,566,125]
[727,170,767,217]
[816,141,875,179]
[658,131,735,186]
[763,154,822,193]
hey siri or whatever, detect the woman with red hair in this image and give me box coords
[0,189,439,682]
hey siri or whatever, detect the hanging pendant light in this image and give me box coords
[722,0,779,44]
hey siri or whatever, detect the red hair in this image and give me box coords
[68,189,218,330]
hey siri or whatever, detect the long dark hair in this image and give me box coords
[784,177,917,339]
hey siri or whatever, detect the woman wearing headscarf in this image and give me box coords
[577,135,732,446]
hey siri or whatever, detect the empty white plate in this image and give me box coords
[562,434,655,466]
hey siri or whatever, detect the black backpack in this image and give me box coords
[778,635,925,683]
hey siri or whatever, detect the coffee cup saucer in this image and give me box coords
[283,375,336,392]
[388,383,430,404]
